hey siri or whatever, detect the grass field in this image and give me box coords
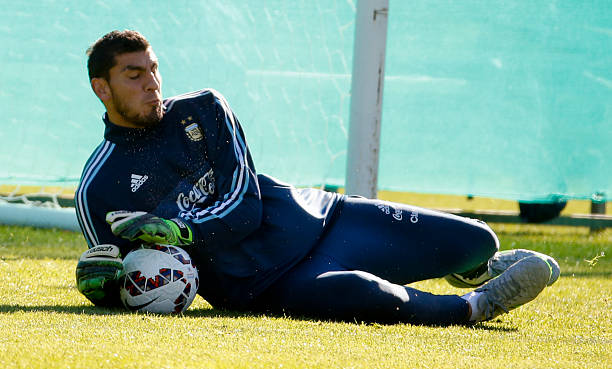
[0,223,610,369]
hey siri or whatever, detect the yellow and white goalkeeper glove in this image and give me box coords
[106,211,193,246]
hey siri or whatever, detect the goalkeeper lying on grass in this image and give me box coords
[75,30,560,324]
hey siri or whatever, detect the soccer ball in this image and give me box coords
[120,244,199,314]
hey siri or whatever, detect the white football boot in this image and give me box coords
[465,255,551,322]
[445,249,560,288]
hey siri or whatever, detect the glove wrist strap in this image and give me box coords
[167,218,193,245]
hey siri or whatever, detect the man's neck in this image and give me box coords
[106,111,142,129]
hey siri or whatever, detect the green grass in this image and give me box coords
[0,224,610,369]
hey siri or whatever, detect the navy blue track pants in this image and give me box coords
[257,196,499,325]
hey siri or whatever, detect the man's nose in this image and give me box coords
[144,71,161,91]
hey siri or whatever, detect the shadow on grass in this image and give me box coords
[0,304,522,331]
[470,322,519,332]
[0,303,257,319]
[0,304,128,316]
[188,308,520,331]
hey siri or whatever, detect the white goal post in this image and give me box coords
[344,0,389,198]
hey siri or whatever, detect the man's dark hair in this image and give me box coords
[86,30,150,81]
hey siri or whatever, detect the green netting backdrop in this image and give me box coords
[1,1,610,201]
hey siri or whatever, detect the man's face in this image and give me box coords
[98,48,163,128]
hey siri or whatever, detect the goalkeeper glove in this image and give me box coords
[76,244,124,307]
[106,211,193,246]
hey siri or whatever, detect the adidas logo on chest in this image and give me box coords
[131,174,149,192]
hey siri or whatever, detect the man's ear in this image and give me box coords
[91,78,112,102]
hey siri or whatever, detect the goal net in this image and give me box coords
[1,1,610,230]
